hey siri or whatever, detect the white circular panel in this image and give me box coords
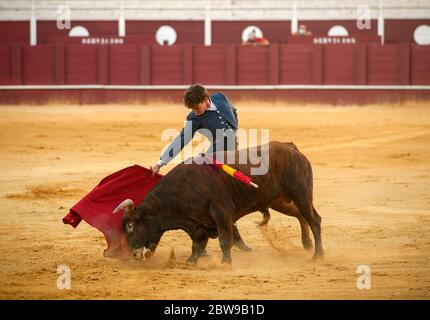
[414,25,430,45]
[328,25,349,36]
[68,26,90,37]
[241,26,263,42]
[156,25,177,46]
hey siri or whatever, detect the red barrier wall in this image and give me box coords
[65,46,99,84]
[385,19,430,44]
[1,44,430,86]
[151,45,183,85]
[237,46,271,85]
[280,45,312,84]
[22,45,55,84]
[0,21,29,44]
[194,45,228,84]
[324,45,355,84]
[0,45,12,85]
[411,45,430,85]
[109,45,140,85]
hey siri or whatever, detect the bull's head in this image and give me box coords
[113,199,161,260]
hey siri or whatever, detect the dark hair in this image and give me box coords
[183,84,209,109]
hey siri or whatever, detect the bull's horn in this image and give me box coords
[113,199,135,214]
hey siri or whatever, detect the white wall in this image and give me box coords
[0,0,429,21]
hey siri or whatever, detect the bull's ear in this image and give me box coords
[113,199,135,214]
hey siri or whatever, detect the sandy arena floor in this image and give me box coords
[0,102,429,299]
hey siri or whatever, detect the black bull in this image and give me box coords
[114,141,324,264]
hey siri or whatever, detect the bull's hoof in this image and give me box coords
[221,257,232,264]
[235,243,252,252]
[303,241,314,252]
[311,252,325,262]
[186,256,198,265]
[199,249,209,257]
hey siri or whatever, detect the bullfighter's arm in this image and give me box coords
[158,120,199,166]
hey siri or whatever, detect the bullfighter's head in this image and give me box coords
[113,199,161,260]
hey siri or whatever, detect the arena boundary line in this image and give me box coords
[1,85,430,105]
[1,85,430,90]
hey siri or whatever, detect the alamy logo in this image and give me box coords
[57,5,71,30]
[356,5,371,30]
[56,264,71,290]
[160,124,270,175]
[356,265,371,289]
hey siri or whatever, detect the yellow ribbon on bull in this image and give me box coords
[221,164,236,177]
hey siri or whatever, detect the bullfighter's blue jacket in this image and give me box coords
[159,92,238,165]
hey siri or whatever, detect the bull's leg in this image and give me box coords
[187,228,209,264]
[298,216,313,251]
[199,248,209,257]
[293,197,324,260]
[219,225,233,264]
[233,223,252,252]
[311,205,324,258]
[270,199,313,251]
[209,205,234,264]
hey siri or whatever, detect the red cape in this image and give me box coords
[62,165,162,260]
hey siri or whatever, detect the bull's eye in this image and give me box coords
[126,222,134,233]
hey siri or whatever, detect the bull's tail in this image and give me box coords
[257,208,271,227]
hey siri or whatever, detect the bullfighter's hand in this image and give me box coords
[150,164,161,177]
